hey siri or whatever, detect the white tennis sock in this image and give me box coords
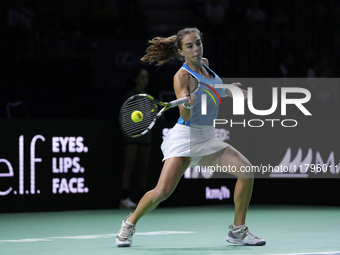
[126,219,135,226]
[232,224,245,232]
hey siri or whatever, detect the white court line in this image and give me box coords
[270,252,340,255]
[136,231,196,236]
[0,231,196,244]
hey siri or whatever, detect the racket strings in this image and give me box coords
[121,96,158,136]
[187,74,199,94]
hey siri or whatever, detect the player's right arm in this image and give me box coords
[173,69,197,122]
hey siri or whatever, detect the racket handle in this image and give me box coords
[169,97,188,108]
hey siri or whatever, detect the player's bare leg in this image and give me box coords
[116,157,190,247]
[129,157,190,223]
[199,146,265,246]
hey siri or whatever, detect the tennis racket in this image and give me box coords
[119,94,188,138]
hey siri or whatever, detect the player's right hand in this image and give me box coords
[184,93,197,108]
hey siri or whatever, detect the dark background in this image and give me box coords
[0,0,340,212]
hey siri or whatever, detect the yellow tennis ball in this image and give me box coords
[131,111,143,123]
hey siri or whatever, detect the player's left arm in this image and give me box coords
[226,83,248,99]
[202,57,231,98]
[202,57,247,99]
[205,57,247,99]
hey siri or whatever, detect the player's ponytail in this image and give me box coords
[141,35,179,66]
[141,27,203,66]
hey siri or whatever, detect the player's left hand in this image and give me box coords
[228,82,248,100]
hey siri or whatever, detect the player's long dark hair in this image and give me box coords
[141,27,203,66]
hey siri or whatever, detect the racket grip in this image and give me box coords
[169,97,188,108]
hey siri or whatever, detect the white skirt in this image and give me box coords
[161,124,230,167]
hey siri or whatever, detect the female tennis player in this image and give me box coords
[116,27,266,247]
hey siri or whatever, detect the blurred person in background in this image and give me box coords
[120,68,151,208]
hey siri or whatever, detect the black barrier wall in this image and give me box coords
[1,92,340,213]
[0,119,123,213]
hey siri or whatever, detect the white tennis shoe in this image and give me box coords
[226,224,266,246]
[116,214,136,247]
